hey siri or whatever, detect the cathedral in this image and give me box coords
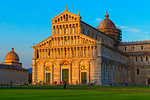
[32,6,150,85]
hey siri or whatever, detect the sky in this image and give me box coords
[0,0,150,68]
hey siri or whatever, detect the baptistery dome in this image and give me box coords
[5,48,19,63]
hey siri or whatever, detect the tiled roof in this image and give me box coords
[0,64,28,71]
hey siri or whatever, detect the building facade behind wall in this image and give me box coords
[0,48,28,85]
[32,6,150,85]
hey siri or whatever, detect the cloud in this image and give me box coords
[144,32,149,34]
[144,36,150,40]
[95,18,102,22]
[91,18,102,24]
[117,25,140,33]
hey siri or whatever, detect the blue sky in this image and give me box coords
[0,0,150,68]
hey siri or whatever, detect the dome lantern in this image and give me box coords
[105,12,109,19]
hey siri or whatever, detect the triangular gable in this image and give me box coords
[34,36,53,47]
[51,11,81,23]
[79,34,99,45]
[34,34,99,48]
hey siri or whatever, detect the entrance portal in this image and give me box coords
[62,69,69,83]
[46,73,51,84]
[81,72,87,84]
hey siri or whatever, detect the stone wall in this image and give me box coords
[0,69,28,85]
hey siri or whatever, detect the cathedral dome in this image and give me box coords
[97,12,116,29]
[5,48,19,63]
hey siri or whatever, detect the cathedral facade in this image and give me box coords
[32,6,150,85]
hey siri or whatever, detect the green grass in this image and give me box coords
[0,86,150,100]
[2,85,150,91]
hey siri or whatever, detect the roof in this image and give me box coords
[0,64,28,71]
[119,41,150,46]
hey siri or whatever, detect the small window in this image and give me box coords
[136,57,138,61]
[132,46,134,50]
[137,69,139,75]
[141,46,143,50]
[125,47,127,51]
[141,57,143,61]
[146,56,148,61]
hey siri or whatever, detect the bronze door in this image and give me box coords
[46,73,51,84]
[62,69,69,83]
[81,72,87,84]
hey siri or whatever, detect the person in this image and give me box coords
[109,83,112,86]
[64,82,67,89]
[76,81,78,85]
[10,81,13,88]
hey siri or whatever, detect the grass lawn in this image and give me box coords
[0,87,150,100]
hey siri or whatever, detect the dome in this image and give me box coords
[97,12,116,29]
[5,48,19,63]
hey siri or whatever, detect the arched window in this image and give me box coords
[65,49,67,57]
[60,16,62,21]
[48,50,50,56]
[66,14,68,21]
[63,15,65,21]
